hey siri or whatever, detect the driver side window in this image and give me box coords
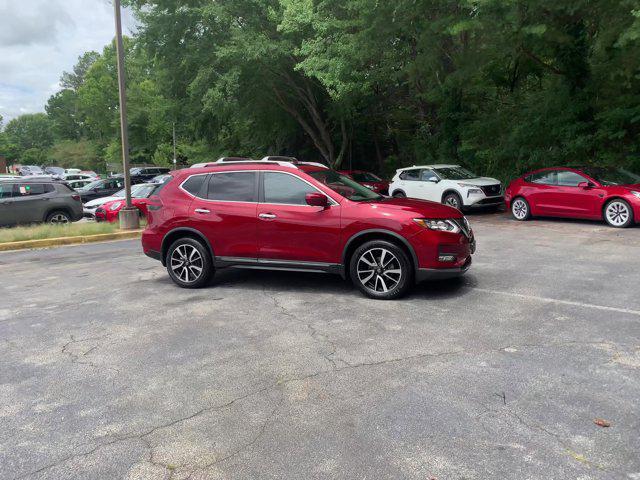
[556,170,587,187]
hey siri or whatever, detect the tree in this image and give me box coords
[60,51,100,92]
[3,114,53,162]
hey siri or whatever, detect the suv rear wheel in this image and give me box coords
[166,237,213,288]
[350,240,413,300]
[46,211,71,224]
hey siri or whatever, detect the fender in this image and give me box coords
[341,229,419,271]
[161,227,214,266]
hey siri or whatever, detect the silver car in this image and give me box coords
[0,179,84,226]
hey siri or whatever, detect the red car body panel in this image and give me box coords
[95,197,152,222]
[142,163,474,278]
[505,167,640,222]
[339,170,390,195]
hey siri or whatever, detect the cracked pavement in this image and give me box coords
[1,213,639,479]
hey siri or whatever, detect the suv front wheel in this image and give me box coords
[166,237,214,288]
[350,240,413,300]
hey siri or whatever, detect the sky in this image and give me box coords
[0,0,136,125]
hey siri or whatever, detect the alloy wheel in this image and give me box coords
[605,201,630,227]
[444,195,460,209]
[512,199,528,220]
[49,213,69,224]
[357,247,402,293]
[170,244,204,283]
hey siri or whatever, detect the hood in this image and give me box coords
[85,196,121,208]
[368,196,462,218]
[456,176,500,186]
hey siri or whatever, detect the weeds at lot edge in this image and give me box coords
[0,222,120,243]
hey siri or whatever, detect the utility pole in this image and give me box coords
[172,122,177,170]
[113,0,139,230]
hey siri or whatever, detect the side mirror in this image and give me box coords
[426,177,439,183]
[578,181,594,189]
[306,192,329,208]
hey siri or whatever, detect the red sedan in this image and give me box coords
[339,170,390,195]
[95,183,163,222]
[505,166,640,228]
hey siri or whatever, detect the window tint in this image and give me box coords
[400,169,421,180]
[182,175,206,197]
[263,172,316,205]
[527,171,558,185]
[207,172,256,202]
[420,169,438,181]
[0,184,13,198]
[15,183,53,196]
[556,170,587,187]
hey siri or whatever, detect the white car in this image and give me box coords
[389,164,503,210]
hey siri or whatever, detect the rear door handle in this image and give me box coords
[259,213,277,219]
[194,208,210,214]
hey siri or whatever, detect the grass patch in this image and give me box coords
[0,222,121,243]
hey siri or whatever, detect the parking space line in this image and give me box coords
[472,287,640,317]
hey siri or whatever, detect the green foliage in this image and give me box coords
[6,0,640,178]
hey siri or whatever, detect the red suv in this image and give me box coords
[141,159,475,299]
[338,170,390,195]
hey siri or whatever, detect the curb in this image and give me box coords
[0,230,143,252]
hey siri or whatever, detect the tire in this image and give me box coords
[166,237,214,288]
[392,190,406,198]
[604,199,633,228]
[511,197,531,221]
[443,192,463,210]
[349,240,413,300]
[46,210,71,224]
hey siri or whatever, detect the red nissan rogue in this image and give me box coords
[141,158,475,299]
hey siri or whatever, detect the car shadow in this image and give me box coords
[152,266,473,301]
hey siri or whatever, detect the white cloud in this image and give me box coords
[0,0,136,123]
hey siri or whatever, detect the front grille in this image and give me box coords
[451,218,471,239]
[480,184,502,196]
[477,196,504,205]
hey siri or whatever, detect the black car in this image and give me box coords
[131,167,171,183]
[77,178,125,203]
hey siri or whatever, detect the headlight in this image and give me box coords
[109,201,123,211]
[467,188,483,195]
[632,191,640,199]
[414,218,461,233]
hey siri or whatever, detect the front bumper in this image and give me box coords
[466,195,505,208]
[83,207,98,218]
[416,256,472,282]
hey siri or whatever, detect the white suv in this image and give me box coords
[389,164,503,210]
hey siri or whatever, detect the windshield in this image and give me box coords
[352,172,382,182]
[581,167,640,186]
[434,166,478,180]
[131,184,157,198]
[308,170,382,201]
[46,167,64,175]
[80,180,103,191]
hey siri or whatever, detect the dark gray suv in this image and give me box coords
[0,179,83,227]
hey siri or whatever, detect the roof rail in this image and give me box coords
[216,156,255,163]
[260,156,298,163]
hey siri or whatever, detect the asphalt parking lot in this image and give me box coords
[1,213,639,480]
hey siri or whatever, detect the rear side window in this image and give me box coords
[400,169,421,180]
[182,175,207,197]
[207,172,256,202]
[527,171,558,185]
[263,172,317,205]
[15,183,54,196]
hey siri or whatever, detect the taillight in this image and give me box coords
[72,194,81,202]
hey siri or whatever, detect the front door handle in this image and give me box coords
[194,208,210,214]
[259,213,277,219]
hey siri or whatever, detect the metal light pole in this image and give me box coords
[172,122,177,170]
[113,0,139,230]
